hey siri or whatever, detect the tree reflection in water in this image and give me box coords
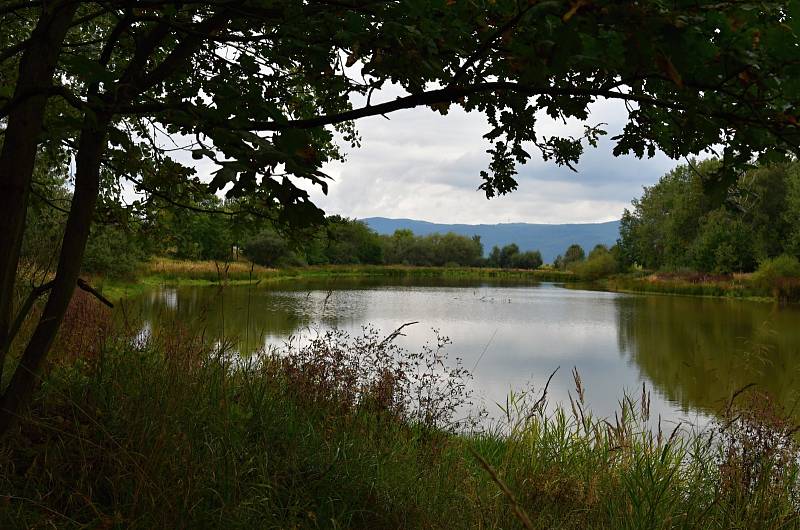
[616,295,800,418]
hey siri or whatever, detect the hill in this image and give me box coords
[362,217,621,264]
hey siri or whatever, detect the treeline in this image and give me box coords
[619,159,800,274]
[243,222,544,269]
[23,177,565,277]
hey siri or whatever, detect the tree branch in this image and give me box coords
[77,278,113,308]
[235,82,778,132]
[5,280,55,352]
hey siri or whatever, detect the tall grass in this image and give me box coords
[2,296,799,528]
[602,272,769,301]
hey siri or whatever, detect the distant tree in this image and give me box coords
[572,244,618,279]
[382,229,416,264]
[381,230,482,266]
[588,244,609,260]
[510,250,543,270]
[619,159,800,272]
[82,224,145,278]
[487,246,502,268]
[562,244,586,269]
[498,244,520,268]
[618,160,716,270]
[324,217,383,265]
[244,230,293,267]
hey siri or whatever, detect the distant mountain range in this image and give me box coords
[362,217,621,264]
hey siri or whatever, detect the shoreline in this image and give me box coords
[94,259,786,305]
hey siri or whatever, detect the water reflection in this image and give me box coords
[616,295,800,418]
[123,280,800,423]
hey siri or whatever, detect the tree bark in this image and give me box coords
[0,1,78,380]
[0,111,110,434]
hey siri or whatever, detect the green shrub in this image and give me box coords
[243,229,294,266]
[82,223,145,278]
[753,255,800,287]
[572,251,618,280]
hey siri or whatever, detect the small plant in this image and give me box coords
[264,325,476,431]
[752,255,800,303]
[716,388,800,522]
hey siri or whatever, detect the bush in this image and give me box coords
[752,255,800,287]
[752,255,800,302]
[243,230,294,266]
[82,223,145,278]
[572,249,618,280]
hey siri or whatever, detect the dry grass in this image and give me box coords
[145,257,275,281]
[2,298,800,528]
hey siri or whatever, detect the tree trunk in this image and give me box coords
[0,2,78,380]
[0,112,110,434]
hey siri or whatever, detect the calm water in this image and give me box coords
[121,278,800,425]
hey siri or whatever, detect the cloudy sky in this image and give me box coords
[304,90,679,225]
[171,87,681,225]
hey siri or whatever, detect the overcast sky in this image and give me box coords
[303,93,678,225]
[172,88,681,225]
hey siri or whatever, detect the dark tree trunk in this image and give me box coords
[0,2,78,379]
[0,112,110,434]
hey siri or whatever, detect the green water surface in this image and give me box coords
[121,278,800,424]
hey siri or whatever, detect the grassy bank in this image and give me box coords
[596,272,781,303]
[2,298,799,528]
[90,258,800,305]
[96,258,578,300]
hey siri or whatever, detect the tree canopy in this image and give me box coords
[619,159,800,273]
[3,0,800,430]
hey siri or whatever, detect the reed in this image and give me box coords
[2,301,798,528]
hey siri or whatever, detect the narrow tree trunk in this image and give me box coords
[0,112,110,434]
[0,2,78,379]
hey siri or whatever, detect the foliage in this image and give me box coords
[571,245,618,280]
[752,255,800,289]
[690,208,758,274]
[555,243,586,270]
[620,160,800,273]
[20,183,68,275]
[81,223,145,279]
[382,230,484,267]
[510,250,543,270]
[321,216,384,265]
[486,244,542,269]
[242,229,300,267]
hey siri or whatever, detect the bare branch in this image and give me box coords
[77,278,113,308]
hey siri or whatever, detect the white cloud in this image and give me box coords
[149,83,678,224]
[307,97,676,223]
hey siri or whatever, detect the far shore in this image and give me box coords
[94,258,786,305]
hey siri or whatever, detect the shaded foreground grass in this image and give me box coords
[2,295,800,528]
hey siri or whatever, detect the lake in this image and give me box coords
[120,278,800,426]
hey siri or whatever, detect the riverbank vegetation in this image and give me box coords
[24,157,800,305]
[2,298,799,528]
[614,159,800,302]
[618,159,800,274]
